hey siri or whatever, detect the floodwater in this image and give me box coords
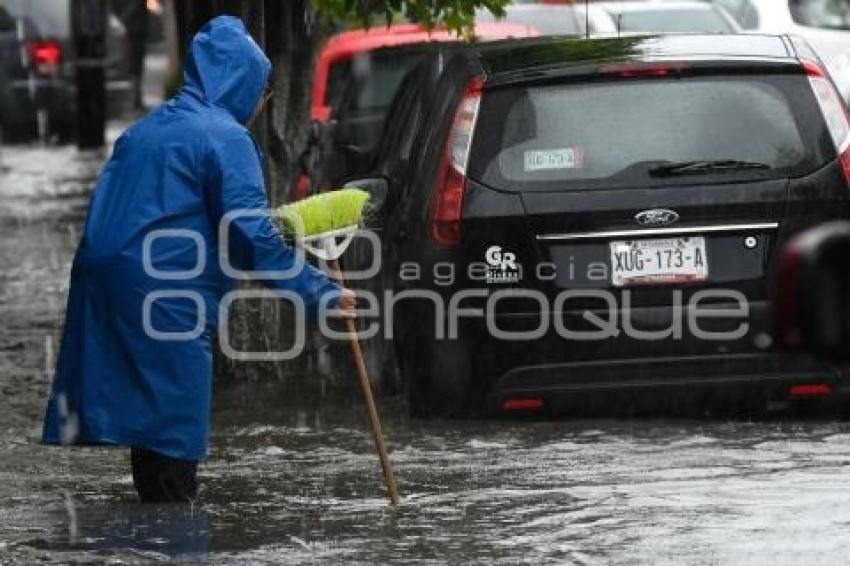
[4,136,850,565]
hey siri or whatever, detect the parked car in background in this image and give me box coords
[709,0,850,64]
[485,0,739,35]
[593,1,741,33]
[0,0,134,140]
[474,3,615,36]
[345,34,850,418]
[298,22,537,198]
[827,48,850,104]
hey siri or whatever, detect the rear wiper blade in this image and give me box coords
[648,160,771,178]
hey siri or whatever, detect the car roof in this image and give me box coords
[477,4,581,15]
[475,4,586,36]
[471,33,798,82]
[595,1,724,12]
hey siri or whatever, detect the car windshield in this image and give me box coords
[326,49,428,116]
[470,73,831,192]
[475,7,582,35]
[612,8,735,33]
[790,0,850,30]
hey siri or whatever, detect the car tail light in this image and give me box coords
[804,59,850,185]
[789,384,832,397]
[597,62,687,78]
[27,40,62,76]
[503,398,545,411]
[429,77,484,246]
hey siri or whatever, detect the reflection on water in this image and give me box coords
[3,138,850,564]
[42,503,211,559]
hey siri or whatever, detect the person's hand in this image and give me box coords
[334,288,357,319]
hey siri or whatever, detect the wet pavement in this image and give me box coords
[4,134,850,565]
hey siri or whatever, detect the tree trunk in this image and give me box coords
[171,1,324,202]
[73,0,108,149]
[263,0,323,206]
[171,1,328,382]
[161,0,181,97]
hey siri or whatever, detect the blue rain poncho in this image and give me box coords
[42,16,340,460]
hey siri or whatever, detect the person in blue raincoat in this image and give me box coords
[42,15,356,502]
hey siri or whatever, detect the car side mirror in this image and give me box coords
[772,221,850,362]
[344,177,388,206]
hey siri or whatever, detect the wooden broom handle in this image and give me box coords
[329,259,400,506]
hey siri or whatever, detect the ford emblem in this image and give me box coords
[635,209,679,227]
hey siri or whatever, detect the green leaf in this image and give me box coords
[313,0,512,36]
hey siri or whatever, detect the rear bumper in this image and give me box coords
[430,299,848,414]
[482,352,847,415]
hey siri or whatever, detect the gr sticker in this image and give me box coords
[485,246,520,284]
[524,148,585,172]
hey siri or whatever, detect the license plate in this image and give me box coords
[610,236,708,287]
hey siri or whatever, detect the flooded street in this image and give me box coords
[4,136,850,565]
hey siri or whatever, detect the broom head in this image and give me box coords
[275,188,370,239]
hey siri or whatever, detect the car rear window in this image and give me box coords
[470,73,833,192]
[612,8,735,33]
[790,0,850,30]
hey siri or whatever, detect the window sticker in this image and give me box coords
[523,148,585,172]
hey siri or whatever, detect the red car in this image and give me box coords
[311,22,538,122]
[294,22,538,199]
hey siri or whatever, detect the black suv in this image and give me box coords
[346,34,850,418]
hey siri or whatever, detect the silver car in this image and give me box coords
[711,0,850,63]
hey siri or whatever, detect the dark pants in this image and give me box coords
[131,447,199,503]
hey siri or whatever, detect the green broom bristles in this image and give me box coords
[275,188,370,239]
